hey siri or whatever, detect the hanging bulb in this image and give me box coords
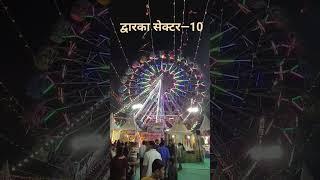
[161,52,166,59]
[169,51,175,60]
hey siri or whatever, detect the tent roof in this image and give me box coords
[119,117,141,131]
[168,121,191,134]
[111,113,141,131]
[199,115,210,132]
[110,113,120,130]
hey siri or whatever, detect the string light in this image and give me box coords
[53,0,63,16]
[110,62,121,79]
[147,0,155,55]
[13,97,109,169]
[179,0,186,56]
[2,3,112,173]
[0,82,24,113]
[173,0,176,58]
[193,0,210,62]
[110,18,130,68]
[0,0,35,59]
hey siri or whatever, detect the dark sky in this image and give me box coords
[111,0,210,73]
[0,0,60,103]
[0,0,62,167]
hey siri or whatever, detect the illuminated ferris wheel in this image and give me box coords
[116,51,207,130]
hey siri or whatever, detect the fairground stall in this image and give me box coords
[110,113,141,143]
[168,122,202,163]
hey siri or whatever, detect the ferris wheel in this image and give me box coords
[116,51,207,130]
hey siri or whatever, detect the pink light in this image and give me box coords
[169,52,175,60]
[292,101,304,111]
[277,91,282,108]
[80,23,91,34]
[68,42,76,57]
[161,54,166,59]
[291,71,304,79]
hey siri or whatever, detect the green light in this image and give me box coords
[42,84,55,95]
[43,111,57,123]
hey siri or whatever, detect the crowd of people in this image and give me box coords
[110,138,184,180]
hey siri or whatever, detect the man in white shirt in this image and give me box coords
[142,141,162,177]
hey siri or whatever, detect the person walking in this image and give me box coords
[139,141,147,177]
[167,158,177,180]
[128,142,139,180]
[157,141,170,178]
[124,142,129,157]
[142,141,162,177]
[168,139,176,159]
[154,139,160,149]
[111,144,116,158]
[110,147,129,180]
[141,159,165,180]
[176,143,183,170]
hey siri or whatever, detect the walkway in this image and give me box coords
[178,158,210,180]
[135,158,210,180]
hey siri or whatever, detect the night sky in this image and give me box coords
[0,0,59,165]
[0,0,320,177]
[111,0,210,75]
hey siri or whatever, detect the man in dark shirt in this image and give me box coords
[155,139,160,149]
[110,147,129,180]
[167,158,177,180]
[157,142,170,164]
[157,141,170,179]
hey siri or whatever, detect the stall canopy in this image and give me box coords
[111,113,141,142]
[168,121,191,134]
[119,117,141,131]
[110,113,120,131]
[110,113,141,131]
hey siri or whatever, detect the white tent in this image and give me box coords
[110,113,141,131]
[119,117,141,131]
[168,122,194,151]
[110,113,120,131]
[168,121,191,134]
[111,114,141,142]
[199,115,210,133]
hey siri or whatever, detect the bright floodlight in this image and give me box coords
[187,107,199,113]
[132,103,143,110]
[248,145,283,161]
